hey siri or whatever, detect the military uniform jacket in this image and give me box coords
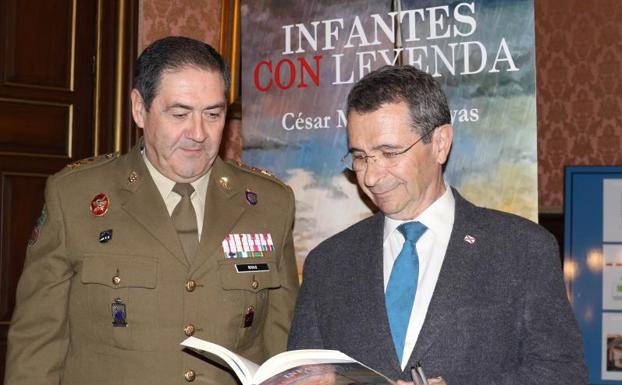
[5,143,299,385]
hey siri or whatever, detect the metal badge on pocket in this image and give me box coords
[243,306,255,328]
[112,297,127,327]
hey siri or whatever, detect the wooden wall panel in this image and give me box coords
[0,99,70,157]
[0,0,96,164]
[3,0,74,89]
[0,326,6,381]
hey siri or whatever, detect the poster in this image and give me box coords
[241,0,537,268]
[565,167,622,384]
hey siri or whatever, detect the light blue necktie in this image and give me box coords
[386,221,427,362]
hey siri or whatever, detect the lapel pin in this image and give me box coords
[245,189,258,205]
[90,193,110,217]
[464,234,476,244]
[219,176,230,190]
[127,171,138,184]
[99,229,113,243]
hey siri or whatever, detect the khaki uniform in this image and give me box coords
[5,143,299,385]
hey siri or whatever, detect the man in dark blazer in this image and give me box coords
[288,65,587,385]
[5,37,299,385]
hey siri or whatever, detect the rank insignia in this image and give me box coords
[99,229,113,243]
[90,193,109,217]
[222,233,274,258]
[112,298,127,327]
[219,176,230,190]
[127,171,138,184]
[245,189,258,205]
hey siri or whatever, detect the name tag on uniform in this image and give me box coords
[235,263,270,273]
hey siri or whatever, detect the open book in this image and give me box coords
[181,336,395,385]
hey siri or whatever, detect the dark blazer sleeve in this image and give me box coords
[508,230,586,385]
[262,185,300,357]
[287,247,325,350]
[441,216,587,385]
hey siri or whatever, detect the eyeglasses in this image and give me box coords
[341,128,435,172]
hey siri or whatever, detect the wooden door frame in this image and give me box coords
[94,0,139,155]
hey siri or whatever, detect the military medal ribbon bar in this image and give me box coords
[222,233,274,258]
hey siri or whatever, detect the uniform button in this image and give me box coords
[251,280,259,289]
[183,324,195,336]
[185,280,197,292]
[184,369,196,382]
[112,276,121,285]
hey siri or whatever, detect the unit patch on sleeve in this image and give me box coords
[27,206,47,247]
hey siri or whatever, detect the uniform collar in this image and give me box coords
[141,150,210,202]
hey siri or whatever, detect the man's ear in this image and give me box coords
[130,89,146,128]
[433,124,453,165]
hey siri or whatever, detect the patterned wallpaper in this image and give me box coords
[535,0,622,211]
[139,0,222,51]
[139,0,622,213]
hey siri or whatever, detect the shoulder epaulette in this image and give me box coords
[65,152,120,170]
[229,160,285,185]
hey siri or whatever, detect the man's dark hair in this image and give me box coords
[133,36,230,110]
[346,65,451,143]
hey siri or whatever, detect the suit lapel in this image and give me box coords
[191,158,247,273]
[410,190,482,360]
[120,144,189,267]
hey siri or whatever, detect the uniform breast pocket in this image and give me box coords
[217,258,281,348]
[80,254,158,351]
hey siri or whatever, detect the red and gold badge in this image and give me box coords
[90,193,110,217]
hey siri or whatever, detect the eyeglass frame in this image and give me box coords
[341,126,436,172]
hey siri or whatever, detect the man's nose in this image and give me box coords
[362,157,384,187]
[186,114,206,141]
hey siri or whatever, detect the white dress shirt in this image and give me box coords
[383,183,455,369]
[142,152,210,240]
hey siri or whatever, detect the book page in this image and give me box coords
[258,362,395,385]
[255,350,394,385]
[255,349,356,384]
[181,337,260,385]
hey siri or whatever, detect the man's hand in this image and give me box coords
[396,377,446,385]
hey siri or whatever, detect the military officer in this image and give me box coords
[5,36,299,385]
